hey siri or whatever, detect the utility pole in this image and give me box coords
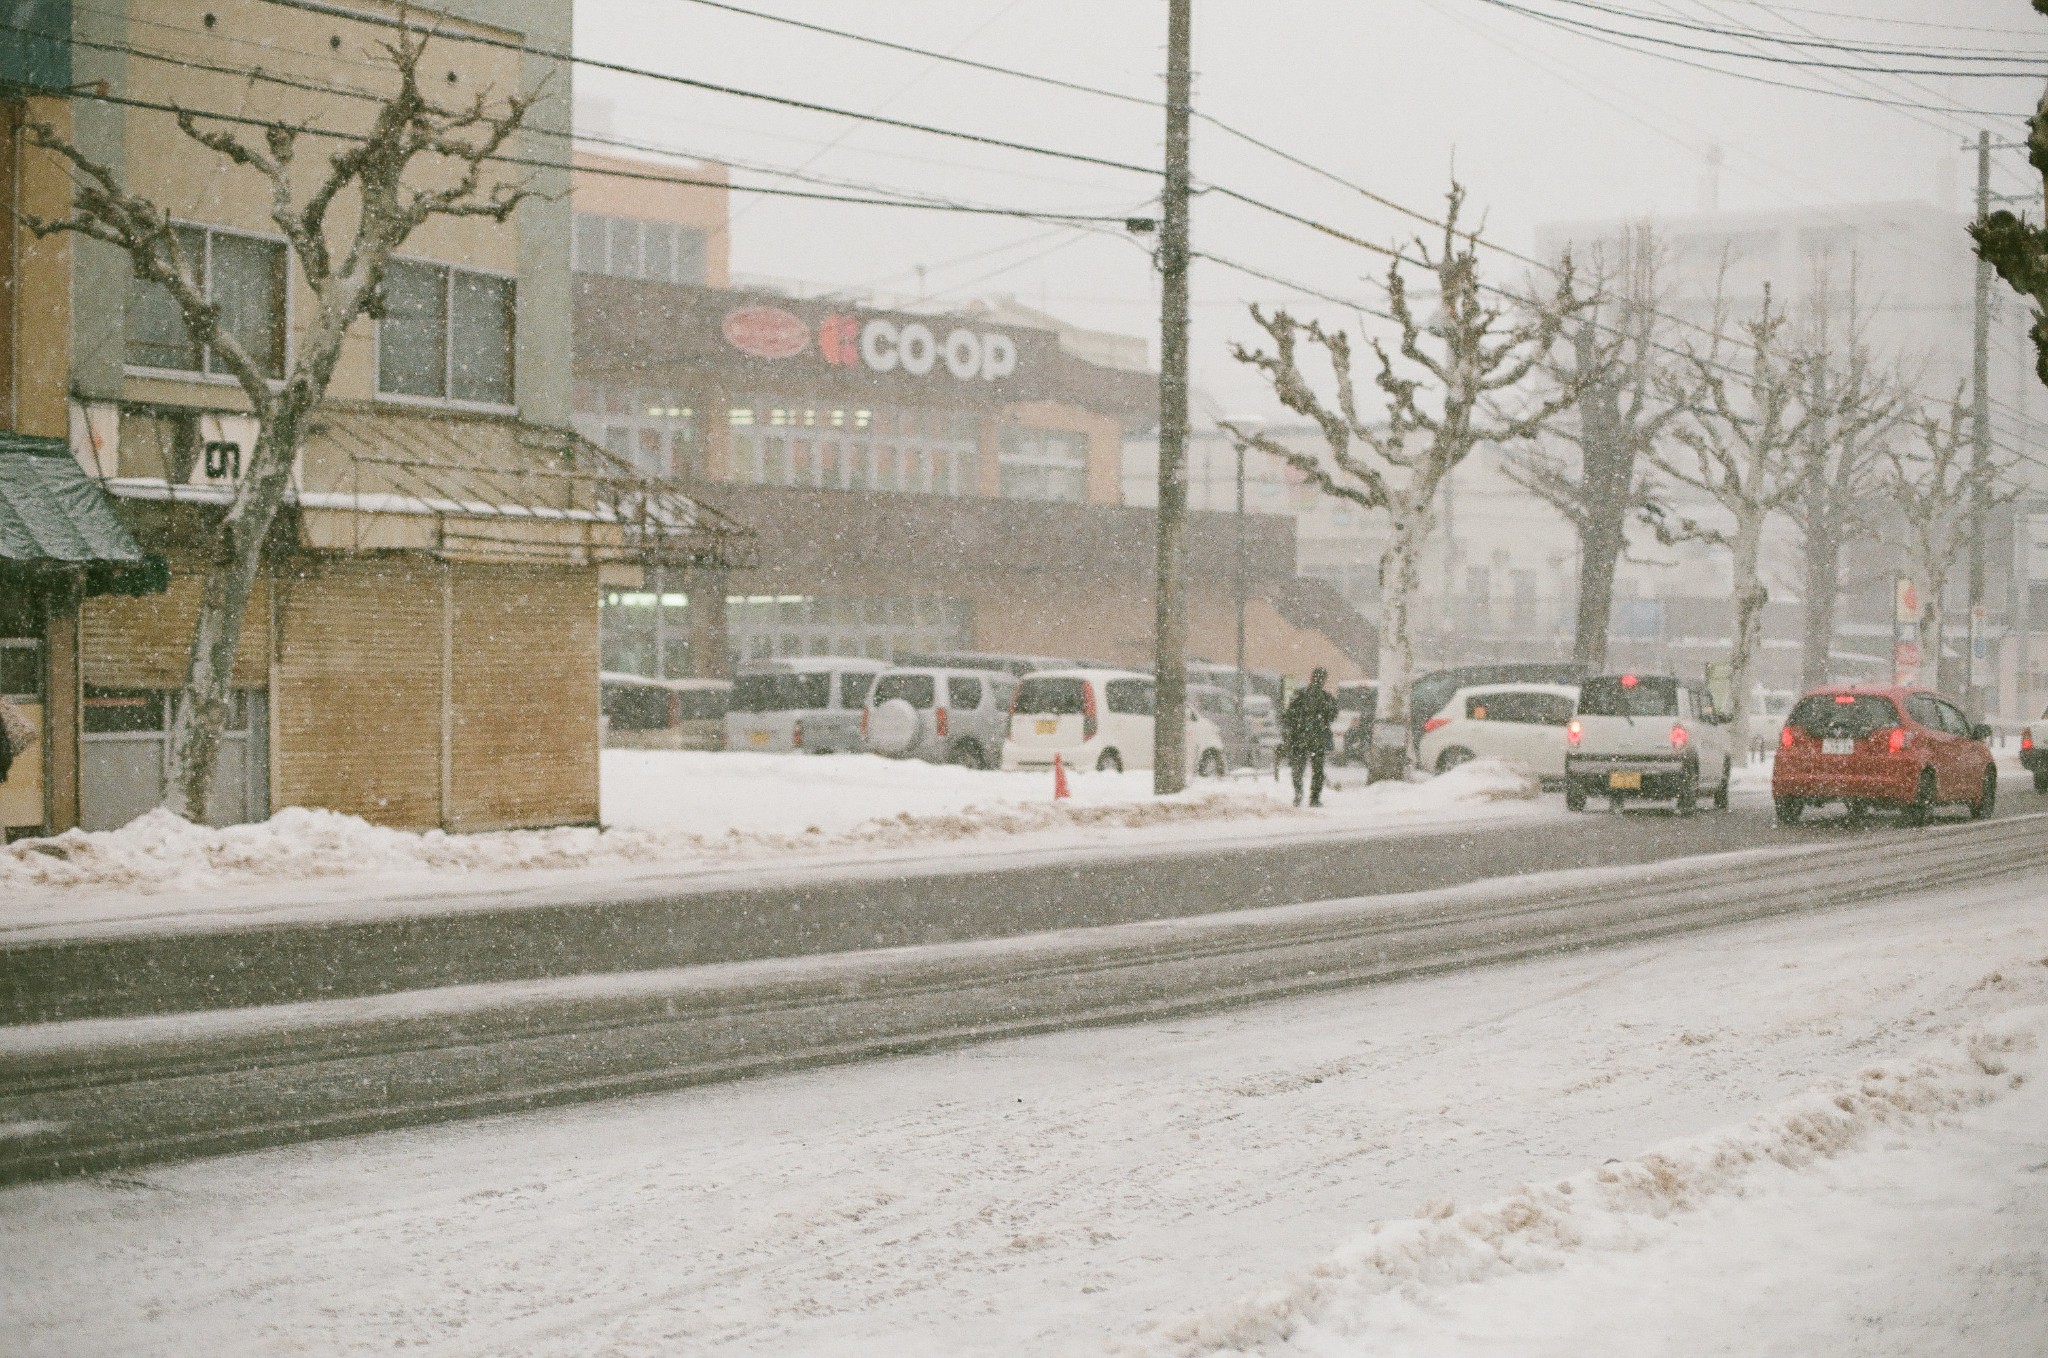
[1968,130,1993,713]
[1234,435,1247,716]
[1153,0,1193,794]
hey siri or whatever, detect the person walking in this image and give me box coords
[0,693,35,786]
[1280,666,1339,807]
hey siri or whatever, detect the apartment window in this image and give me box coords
[999,427,1088,502]
[572,212,707,285]
[378,260,515,407]
[126,224,286,378]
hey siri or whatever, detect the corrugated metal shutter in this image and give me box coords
[447,563,600,830]
[273,559,443,829]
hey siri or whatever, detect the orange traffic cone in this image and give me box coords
[1053,752,1071,800]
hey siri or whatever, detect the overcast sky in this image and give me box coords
[574,1,2048,415]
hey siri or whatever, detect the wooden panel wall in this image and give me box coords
[271,559,443,830]
[447,562,601,830]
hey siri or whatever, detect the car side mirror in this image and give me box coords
[1972,722,1992,742]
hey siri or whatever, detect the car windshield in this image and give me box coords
[1788,693,1899,736]
[732,672,832,713]
[871,674,936,709]
[1015,676,1085,715]
[1577,676,1679,718]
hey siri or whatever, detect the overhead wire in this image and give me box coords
[1529,0,2048,63]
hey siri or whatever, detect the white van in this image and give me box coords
[725,657,888,754]
[999,668,1226,777]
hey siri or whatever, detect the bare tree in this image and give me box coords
[1646,285,1821,748]
[1885,393,2018,693]
[1972,2,2048,387]
[23,25,539,819]
[1222,183,1585,730]
[1784,263,1908,692]
[1501,223,1678,670]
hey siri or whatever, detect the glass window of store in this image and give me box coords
[999,427,1088,502]
[725,399,980,496]
[573,383,701,480]
[573,212,708,286]
[725,594,972,662]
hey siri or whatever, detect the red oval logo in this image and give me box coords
[722,306,810,360]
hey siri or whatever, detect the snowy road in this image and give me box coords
[3,879,2044,1356]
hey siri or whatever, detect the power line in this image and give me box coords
[56,82,1140,225]
[1473,0,2046,79]
[260,0,1160,178]
[1532,0,2048,63]
[1450,0,2019,114]
[673,0,1158,109]
[1709,1,2048,39]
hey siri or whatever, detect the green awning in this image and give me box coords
[0,434,167,597]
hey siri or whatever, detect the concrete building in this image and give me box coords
[4,1,744,837]
[571,153,1372,681]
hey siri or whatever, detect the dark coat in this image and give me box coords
[1281,684,1339,756]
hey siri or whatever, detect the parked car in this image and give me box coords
[1330,680,1379,764]
[861,666,1018,768]
[1563,672,1734,814]
[1773,686,1996,824]
[896,651,1078,680]
[1410,663,1585,752]
[1242,693,1280,754]
[1418,682,1579,780]
[600,672,731,751]
[1000,668,1226,777]
[725,657,887,753]
[2021,705,2048,793]
[1188,682,1263,770]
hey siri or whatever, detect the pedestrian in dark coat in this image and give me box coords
[1280,667,1339,807]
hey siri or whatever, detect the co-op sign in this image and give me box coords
[721,305,1019,382]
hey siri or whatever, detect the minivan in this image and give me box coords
[600,673,732,751]
[1000,668,1226,777]
[725,657,888,754]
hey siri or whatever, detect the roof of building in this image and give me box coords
[0,434,165,595]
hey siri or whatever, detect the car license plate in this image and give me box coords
[1822,737,1854,755]
[749,730,771,747]
[1608,771,1642,790]
[1036,719,1058,735]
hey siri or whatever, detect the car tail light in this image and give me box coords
[1422,716,1450,735]
[936,706,949,738]
[860,707,868,739]
[2024,727,2035,752]
[1620,673,1639,688]
[1082,682,1098,742]
[1885,726,1907,754]
[1670,724,1688,750]
[793,718,804,749]
[1009,688,1021,716]
[1566,718,1582,748]
[1779,725,1794,750]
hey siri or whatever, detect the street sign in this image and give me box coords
[1893,577,1920,686]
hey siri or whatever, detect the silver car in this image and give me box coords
[862,666,1018,769]
[725,657,888,754]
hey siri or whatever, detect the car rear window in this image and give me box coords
[946,676,982,709]
[1105,678,1155,716]
[836,672,875,708]
[733,672,831,713]
[1788,694,1899,735]
[603,684,671,731]
[1468,691,1574,726]
[871,673,936,709]
[673,688,728,721]
[1576,676,1678,718]
[1336,687,1377,713]
[1015,676,1085,715]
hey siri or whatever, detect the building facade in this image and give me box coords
[572,155,1370,681]
[4,1,742,837]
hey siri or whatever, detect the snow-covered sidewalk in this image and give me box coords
[2,880,2042,1356]
[0,751,1555,928]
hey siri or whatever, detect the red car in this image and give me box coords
[1773,686,1996,825]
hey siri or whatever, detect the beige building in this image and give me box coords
[3,1,745,837]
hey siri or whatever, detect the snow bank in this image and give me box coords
[0,753,1544,899]
[1129,1004,2046,1357]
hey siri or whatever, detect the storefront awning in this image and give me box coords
[0,433,167,597]
[300,406,757,572]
